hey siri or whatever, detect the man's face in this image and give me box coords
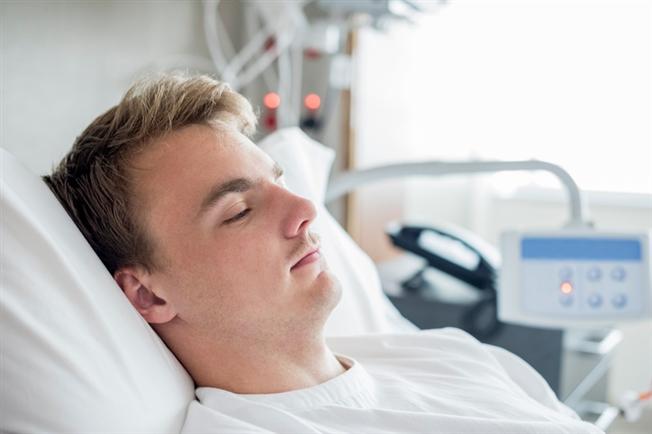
[128,124,341,340]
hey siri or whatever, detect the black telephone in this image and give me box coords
[386,222,503,339]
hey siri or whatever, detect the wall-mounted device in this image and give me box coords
[499,229,652,328]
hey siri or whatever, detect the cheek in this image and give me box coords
[160,218,290,314]
[186,231,287,291]
[227,235,286,278]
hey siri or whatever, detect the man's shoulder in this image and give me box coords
[326,327,487,362]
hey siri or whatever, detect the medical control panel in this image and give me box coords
[499,230,652,328]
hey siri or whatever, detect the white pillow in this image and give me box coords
[0,148,194,433]
[258,127,417,336]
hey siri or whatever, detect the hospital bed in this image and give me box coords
[1,127,649,432]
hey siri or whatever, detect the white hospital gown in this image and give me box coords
[182,328,604,434]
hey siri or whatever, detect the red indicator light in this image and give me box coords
[560,282,573,295]
[304,93,321,111]
[264,92,281,110]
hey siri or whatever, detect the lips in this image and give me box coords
[291,248,321,271]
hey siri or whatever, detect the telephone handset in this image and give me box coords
[386,223,500,291]
[386,222,502,339]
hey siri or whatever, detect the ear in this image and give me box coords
[114,266,177,324]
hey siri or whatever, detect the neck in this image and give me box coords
[156,322,346,394]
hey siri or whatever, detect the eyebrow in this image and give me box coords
[196,162,284,219]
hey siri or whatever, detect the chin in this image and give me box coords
[299,268,340,313]
[315,270,342,312]
[282,271,342,338]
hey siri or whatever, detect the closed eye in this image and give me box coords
[223,208,251,225]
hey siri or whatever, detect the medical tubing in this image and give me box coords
[236,28,295,92]
[325,160,590,227]
[289,39,304,127]
[243,4,278,92]
[203,0,289,90]
[222,26,274,86]
[277,46,294,128]
[202,1,232,81]
[213,2,237,60]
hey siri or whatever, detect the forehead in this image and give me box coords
[127,124,270,226]
[130,125,273,184]
[132,124,262,175]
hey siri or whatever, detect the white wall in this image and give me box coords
[1,0,209,175]
[0,0,345,184]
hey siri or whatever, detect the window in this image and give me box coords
[358,0,651,197]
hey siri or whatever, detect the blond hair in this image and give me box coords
[43,74,257,274]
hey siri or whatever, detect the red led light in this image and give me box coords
[304,93,321,111]
[560,282,573,295]
[263,92,281,110]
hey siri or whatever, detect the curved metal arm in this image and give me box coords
[325,160,591,228]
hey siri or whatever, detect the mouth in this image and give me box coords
[291,248,321,271]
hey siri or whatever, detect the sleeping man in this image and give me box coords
[44,74,602,434]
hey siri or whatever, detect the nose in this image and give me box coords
[281,190,317,239]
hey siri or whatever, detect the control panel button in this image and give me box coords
[587,267,602,281]
[587,293,603,308]
[559,267,573,280]
[611,293,627,308]
[611,266,626,282]
[559,294,574,307]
